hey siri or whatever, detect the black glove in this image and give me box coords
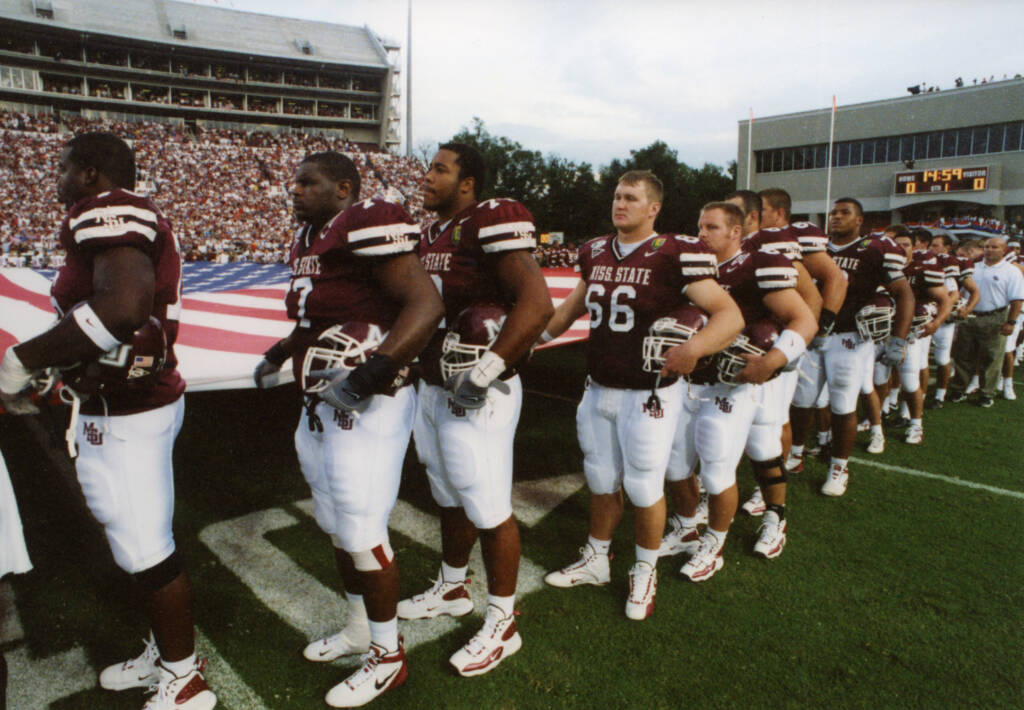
[310,353,400,413]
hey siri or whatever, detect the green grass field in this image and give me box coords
[3,343,1023,709]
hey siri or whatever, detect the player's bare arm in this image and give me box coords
[793,260,823,320]
[1003,299,1023,335]
[372,252,445,364]
[803,250,847,321]
[886,276,915,340]
[13,246,154,371]
[661,279,743,377]
[489,250,554,363]
[540,279,587,341]
[960,276,980,316]
[736,288,817,385]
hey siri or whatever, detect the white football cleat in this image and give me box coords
[303,624,371,663]
[625,561,657,620]
[449,604,522,677]
[1003,381,1016,400]
[856,418,871,433]
[396,575,473,620]
[544,544,610,588]
[904,424,924,445]
[867,431,885,454]
[99,633,160,691]
[821,463,849,497]
[753,511,787,559]
[784,450,803,474]
[680,534,725,582]
[658,518,700,558]
[325,640,407,708]
[142,659,216,710]
[741,487,766,516]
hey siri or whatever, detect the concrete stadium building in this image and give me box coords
[0,0,402,150]
[736,79,1024,234]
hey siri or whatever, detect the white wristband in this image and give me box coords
[469,350,507,388]
[774,328,807,365]
[72,303,121,352]
[539,330,554,343]
[0,347,34,395]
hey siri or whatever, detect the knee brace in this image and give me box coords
[752,457,788,487]
[349,541,395,572]
[133,551,182,594]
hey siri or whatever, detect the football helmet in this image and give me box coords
[641,305,709,373]
[301,321,388,394]
[911,300,939,338]
[440,303,509,382]
[62,316,167,396]
[855,294,896,344]
[716,318,781,386]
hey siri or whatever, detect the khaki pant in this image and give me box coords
[950,308,1007,398]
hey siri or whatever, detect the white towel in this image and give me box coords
[0,450,32,577]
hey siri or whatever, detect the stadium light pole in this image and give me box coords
[406,0,412,157]
[824,95,837,217]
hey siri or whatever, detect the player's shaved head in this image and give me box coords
[65,132,135,190]
[301,151,361,199]
[834,196,864,216]
[702,201,744,228]
[439,142,487,199]
[758,187,792,221]
[725,190,760,219]
[618,170,663,204]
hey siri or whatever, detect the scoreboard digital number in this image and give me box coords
[894,167,988,194]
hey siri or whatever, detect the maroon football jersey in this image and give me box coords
[51,189,184,415]
[690,247,797,385]
[827,235,907,332]
[957,255,974,284]
[418,198,536,386]
[934,251,960,286]
[788,221,828,256]
[577,234,718,389]
[905,251,946,304]
[286,197,421,383]
[742,227,801,261]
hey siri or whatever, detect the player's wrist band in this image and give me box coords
[469,350,507,388]
[774,329,806,365]
[0,346,34,394]
[264,340,290,366]
[539,330,554,343]
[72,303,121,352]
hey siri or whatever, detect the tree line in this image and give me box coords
[444,118,736,243]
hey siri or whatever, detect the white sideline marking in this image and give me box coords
[512,473,585,527]
[850,457,1024,500]
[6,645,93,710]
[196,629,271,710]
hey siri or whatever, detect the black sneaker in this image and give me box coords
[976,395,994,408]
[948,392,967,403]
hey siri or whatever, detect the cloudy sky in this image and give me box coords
[200,0,1021,170]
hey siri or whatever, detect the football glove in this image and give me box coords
[0,347,34,396]
[444,350,510,409]
[309,353,401,414]
[880,336,908,366]
[253,359,281,389]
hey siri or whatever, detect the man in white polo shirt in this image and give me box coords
[948,236,1024,407]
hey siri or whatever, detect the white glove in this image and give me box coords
[0,347,34,396]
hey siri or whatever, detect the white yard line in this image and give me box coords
[849,456,1024,500]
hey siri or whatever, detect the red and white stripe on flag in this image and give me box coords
[0,266,588,392]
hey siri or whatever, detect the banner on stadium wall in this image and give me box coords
[0,265,588,395]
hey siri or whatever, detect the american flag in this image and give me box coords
[0,264,588,392]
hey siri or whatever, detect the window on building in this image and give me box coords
[955,128,972,156]
[1004,122,1023,152]
[972,126,989,153]
[873,138,887,164]
[913,134,928,160]
[987,124,1005,153]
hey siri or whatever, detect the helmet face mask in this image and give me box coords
[911,301,939,338]
[62,315,167,396]
[301,322,387,394]
[715,319,779,386]
[855,296,896,343]
[641,306,709,374]
[439,304,508,382]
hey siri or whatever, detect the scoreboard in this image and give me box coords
[894,166,989,195]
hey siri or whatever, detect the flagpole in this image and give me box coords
[405,0,412,157]
[824,95,836,217]
[746,107,753,189]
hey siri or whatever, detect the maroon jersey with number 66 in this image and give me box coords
[577,234,718,389]
[286,197,421,383]
[50,188,184,414]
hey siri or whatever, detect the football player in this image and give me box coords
[757,188,848,475]
[927,232,975,408]
[253,151,442,708]
[660,202,816,573]
[817,198,914,495]
[0,133,215,710]
[398,143,553,677]
[542,172,742,616]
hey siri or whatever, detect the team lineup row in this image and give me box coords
[1,132,1022,710]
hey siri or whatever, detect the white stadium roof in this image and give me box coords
[0,0,390,69]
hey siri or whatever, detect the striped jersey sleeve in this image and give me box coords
[675,236,718,290]
[754,249,799,290]
[791,222,828,255]
[473,198,537,254]
[343,198,420,258]
[880,241,908,283]
[958,256,974,282]
[66,190,160,252]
